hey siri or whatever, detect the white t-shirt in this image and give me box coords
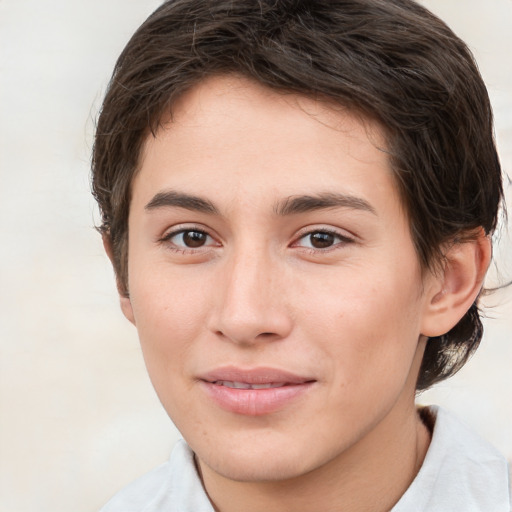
[99,406,511,511]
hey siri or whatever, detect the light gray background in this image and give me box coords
[0,1,511,511]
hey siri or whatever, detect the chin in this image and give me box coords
[192,432,326,483]
[204,453,311,483]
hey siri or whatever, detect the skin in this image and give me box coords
[115,75,490,512]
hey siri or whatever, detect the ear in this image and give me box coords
[420,230,491,337]
[102,234,136,325]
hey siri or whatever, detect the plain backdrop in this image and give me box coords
[0,1,511,511]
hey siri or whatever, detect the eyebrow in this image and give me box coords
[145,190,219,214]
[274,193,377,216]
[144,190,376,217]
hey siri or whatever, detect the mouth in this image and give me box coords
[210,381,291,389]
[198,367,316,416]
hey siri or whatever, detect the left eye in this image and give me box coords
[166,229,214,249]
[296,231,351,249]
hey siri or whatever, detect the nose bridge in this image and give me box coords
[212,241,291,344]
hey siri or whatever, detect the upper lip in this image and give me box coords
[199,366,315,385]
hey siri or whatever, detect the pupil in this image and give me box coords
[310,232,334,248]
[183,231,206,248]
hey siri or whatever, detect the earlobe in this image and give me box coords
[421,230,491,337]
[102,234,136,326]
[120,296,136,325]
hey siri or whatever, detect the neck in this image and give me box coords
[199,401,431,512]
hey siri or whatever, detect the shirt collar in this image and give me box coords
[392,406,510,511]
[154,406,511,512]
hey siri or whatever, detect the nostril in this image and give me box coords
[216,330,276,339]
[254,332,280,341]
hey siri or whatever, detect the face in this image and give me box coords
[124,75,436,482]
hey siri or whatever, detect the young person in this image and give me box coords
[92,0,510,510]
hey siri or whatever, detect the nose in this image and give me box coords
[208,249,293,346]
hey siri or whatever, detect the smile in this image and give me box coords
[199,367,316,416]
[212,381,288,389]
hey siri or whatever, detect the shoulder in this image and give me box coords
[99,461,170,512]
[98,439,214,512]
[393,406,511,512]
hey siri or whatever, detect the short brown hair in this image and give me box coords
[92,0,503,390]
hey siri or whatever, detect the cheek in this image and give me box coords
[299,269,423,392]
[128,267,210,386]
[130,257,210,330]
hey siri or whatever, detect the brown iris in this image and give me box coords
[182,231,208,248]
[309,232,336,249]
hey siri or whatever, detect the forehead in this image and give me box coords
[156,75,387,156]
[134,75,402,219]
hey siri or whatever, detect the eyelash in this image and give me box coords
[159,226,218,254]
[158,226,355,254]
[292,228,355,253]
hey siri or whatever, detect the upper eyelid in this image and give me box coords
[289,228,357,254]
[159,228,220,253]
[165,228,211,240]
[157,224,355,245]
[159,224,212,240]
[293,226,356,242]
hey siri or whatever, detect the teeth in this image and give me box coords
[215,381,286,389]
[251,383,284,389]
[220,381,251,389]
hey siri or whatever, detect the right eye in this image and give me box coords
[161,229,218,251]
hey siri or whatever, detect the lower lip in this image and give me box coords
[200,381,314,416]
